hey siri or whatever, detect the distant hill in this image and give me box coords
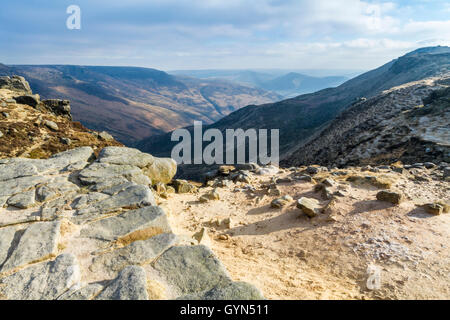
[137,46,450,179]
[0,65,281,144]
[258,72,348,97]
[170,69,349,97]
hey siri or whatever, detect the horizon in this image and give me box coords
[1,1,450,71]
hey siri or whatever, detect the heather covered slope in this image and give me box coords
[282,75,450,168]
[0,65,281,145]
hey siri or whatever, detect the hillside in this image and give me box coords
[0,65,281,145]
[283,75,450,168]
[137,46,450,176]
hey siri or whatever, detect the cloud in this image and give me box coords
[0,0,448,70]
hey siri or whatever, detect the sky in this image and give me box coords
[0,0,449,71]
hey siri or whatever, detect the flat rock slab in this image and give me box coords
[0,175,48,198]
[73,185,156,224]
[0,226,16,266]
[79,162,151,187]
[0,162,38,182]
[179,281,265,300]
[58,283,104,300]
[80,206,172,242]
[0,221,61,274]
[90,233,178,277]
[6,189,36,209]
[0,254,81,300]
[98,147,154,168]
[152,245,232,296]
[95,266,149,300]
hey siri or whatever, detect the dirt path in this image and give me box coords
[164,166,450,299]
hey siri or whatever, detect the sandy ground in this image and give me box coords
[163,167,450,300]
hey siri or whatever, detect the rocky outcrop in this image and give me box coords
[0,76,122,159]
[0,76,32,94]
[0,146,262,300]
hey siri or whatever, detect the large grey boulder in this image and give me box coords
[79,162,151,186]
[90,233,177,277]
[79,206,171,242]
[98,147,177,184]
[0,221,61,274]
[152,245,232,296]
[95,266,149,300]
[0,254,81,300]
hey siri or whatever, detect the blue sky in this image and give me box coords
[0,0,449,71]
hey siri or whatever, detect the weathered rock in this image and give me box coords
[0,75,32,94]
[0,131,3,138]
[193,228,212,247]
[13,94,40,107]
[0,175,47,198]
[142,157,177,185]
[98,147,176,184]
[36,178,79,202]
[199,189,220,203]
[79,206,171,242]
[43,99,71,119]
[58,283,104,300]
[296,197,321,218]
[95,266,149,300]
[153,245,231,296]
[179,282,265,300]
[70,192,110,210]
[256,165,279,175]
[424,203,444,215]
[0,221,61,274]
[172,179,197,194]
[75,184,156,221]
[6,189,36,209]
[0,161,38,182]
[295,175,314,183]
[271,195,293,208]
[0,226,16,266]
[306,166,319,175]
[90,233,177,277]
[376,190,403,205]
[98,131,114,141]
[79,162,151,187]
[0,254,80,300]
[444,167,450,178]
[219,165,235,175]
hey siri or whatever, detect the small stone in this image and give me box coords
[193,228,212,247]
[44,120,59,131]
[296,197,321,218]
[172,179,197,194]
[376,190,403,205]
[424,162,436,169]
[424,203,444,215]
[219,165,235,175]
[98,131,114,141]
[271,195,293,208]
[199,189,220,202]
